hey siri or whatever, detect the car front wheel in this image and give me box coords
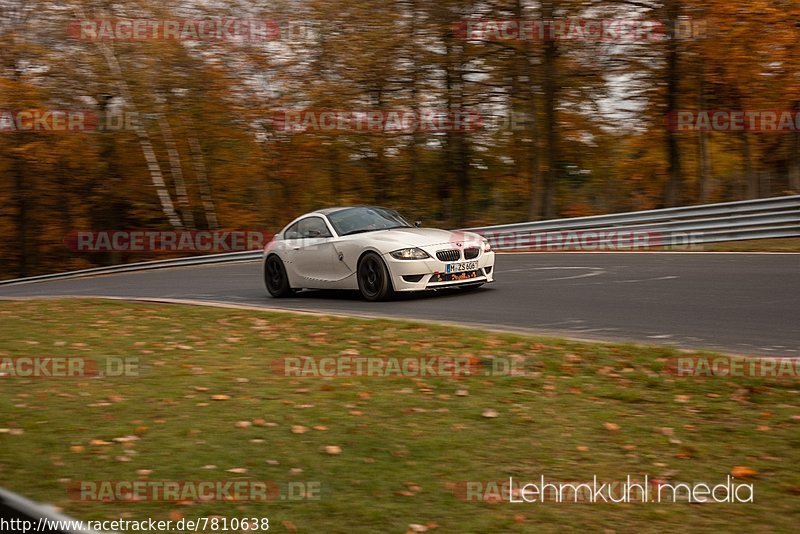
[265,255,295,298]
[357,252,393,301]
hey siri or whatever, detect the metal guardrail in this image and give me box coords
[0,486,105,534]
[468,194,800,250]
[0,250,263,286]
[0,195,798,285]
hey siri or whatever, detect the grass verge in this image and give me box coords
[0,299,798,533]
[705,238,800,252]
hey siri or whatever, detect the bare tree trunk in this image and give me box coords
[540,0,558,218]
[697,62,711,202]
[526,60,541,220]
[510,0,541,221]
[443,29,470,227]
[3,3,32,275]
[407,0,421,212]
[12,150,27,277]
[328,143,341,202]
[188,137,219,229]
[742,132,757,199]
[790,102,800,192]
[664,0,682,207]
[158,110,195,228]
[76,7,183,228]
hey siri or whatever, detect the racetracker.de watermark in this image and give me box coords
[0,110,144,133]
[64,230,273,253]
[668,110,800,133]
[69,480,321,502]
[0,357,138,378]
[0,110,97,133]
[69,19,285,41]
[666,356,800,378]
[272,355,527,378]
[272,109,484,133]
[453,18,706,42]
[481,230,704,251]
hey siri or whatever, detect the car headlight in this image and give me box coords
[482,239,492,252]
[390,248,430,260]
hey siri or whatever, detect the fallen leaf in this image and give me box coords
[324,445,342,455]
[603,422,620,431]
[112,435,140,443]
[731,466,758,478]
[482,409,499,418]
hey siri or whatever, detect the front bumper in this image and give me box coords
[384,249,495,292]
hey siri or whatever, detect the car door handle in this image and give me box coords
[292,247,300,251]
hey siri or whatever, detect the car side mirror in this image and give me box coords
[306,230,321,238]
[415,221,422,228]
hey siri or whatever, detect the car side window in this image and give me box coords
[297,217,333,238]
[284,222,301,240]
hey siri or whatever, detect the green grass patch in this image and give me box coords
[705,238,800,252]
[0,299,798,533]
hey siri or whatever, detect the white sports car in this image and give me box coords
[263,206,495,301]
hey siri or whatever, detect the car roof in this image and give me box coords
[311,206,391,216]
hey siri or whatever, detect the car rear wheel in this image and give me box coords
[265,255,295,298]
[357,252,393,301]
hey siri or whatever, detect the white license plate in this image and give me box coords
[445,261,477,273]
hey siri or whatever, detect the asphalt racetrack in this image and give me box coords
[0,253,798,357]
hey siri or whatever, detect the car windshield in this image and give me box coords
[327,207,413,236]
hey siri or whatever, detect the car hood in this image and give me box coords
[350,228,484,250]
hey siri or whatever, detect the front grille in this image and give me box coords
[429,270,481,284]
[436,249,461,262]
[463,247,480,260]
